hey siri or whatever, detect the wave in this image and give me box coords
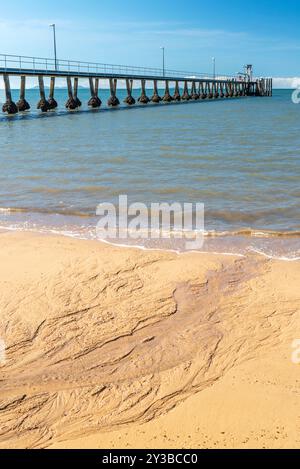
[0,221,299,262]
[0,207,27,214]
[1,206,300,239]
[29,186,108,195]
[205,228,300,238]
[206,207,300,224]
[0,206,93,217]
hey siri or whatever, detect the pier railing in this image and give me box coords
[0,53,245,81]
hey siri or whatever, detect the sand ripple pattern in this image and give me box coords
[0,234,299,448]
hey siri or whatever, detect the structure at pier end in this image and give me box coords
[0,56,272,115]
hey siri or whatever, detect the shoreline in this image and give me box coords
[0,231,299,449]
[0,218,300,261]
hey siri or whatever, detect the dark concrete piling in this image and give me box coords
[17,76,30,111]
[37,76,50,112]
[2,74,18,114]
[197,82,202,98]
[48,77,58,109]
[266,78,272,97]
[211,82,215,98]
[191,81,199,100]
[65,77,78,110]
[124,79,135,105]
[138,79,150,104]
[151,80,162,103]
[233,82,239,97]
[94,78,102,106]
[173,80,181,101]
[224,82,229,98]
[259,78,271,97]
[220,82,225,98]
[65,77,82,109]
[162,80,173,102]
[181,81,190,100]
[204,82,209,98]
[255,81,260,96]
[107,78,120,106]
[73,77,82,107]
[213,82,219,99]
[199,82,206,99]
[246,82,253,96]
[88,77,102,108]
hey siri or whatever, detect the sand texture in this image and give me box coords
[0,232,299,449]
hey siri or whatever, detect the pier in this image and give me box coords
[0,54,272,115]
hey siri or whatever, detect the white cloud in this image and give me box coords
[273,77,300,89]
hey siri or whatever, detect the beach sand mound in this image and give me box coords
[0,232,299,448]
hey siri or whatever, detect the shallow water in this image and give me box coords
[0,88,299,258]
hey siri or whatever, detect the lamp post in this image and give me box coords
[160,46,165,77]
[49,24,57,71]
[212,57,216,79]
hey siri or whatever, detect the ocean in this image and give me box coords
[0,88,299,259]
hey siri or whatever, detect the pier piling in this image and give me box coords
[124,79,135,105]
[173,81,181,101]
[162,80,173,102]
[234,82,239,97]
[199,82,206,99]
[17,76,30,111]
[224,82,229,98]
[73,77,82,107]
[213,82,219,99]
[220,82,224,98]
[65,77,78,110]
[138,79,150,104]
[151,80,162,103]
[108,78,120,106]
[88,77,101,108]
[191,81,199,100]
[48,77,58,109]
[181,81,190,100]
[207,82,213,99]
[94,78,102,107]
[2,74,18,114]
[37,76,50,112]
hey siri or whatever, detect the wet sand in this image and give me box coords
[0,232,299,449]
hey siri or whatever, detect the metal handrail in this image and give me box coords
[0,53,253,81]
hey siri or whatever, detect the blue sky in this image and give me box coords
[0,0,299,81]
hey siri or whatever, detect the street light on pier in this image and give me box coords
[212,57,216,79]
[49,24,58,71]
[160,46,165,77]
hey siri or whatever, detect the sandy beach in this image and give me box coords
[0,231,299,449]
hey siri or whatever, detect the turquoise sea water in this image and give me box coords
[0,88,299,258]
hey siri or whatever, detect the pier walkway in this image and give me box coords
[0,54,272,114]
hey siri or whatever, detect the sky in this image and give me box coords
[0,0,300,87]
